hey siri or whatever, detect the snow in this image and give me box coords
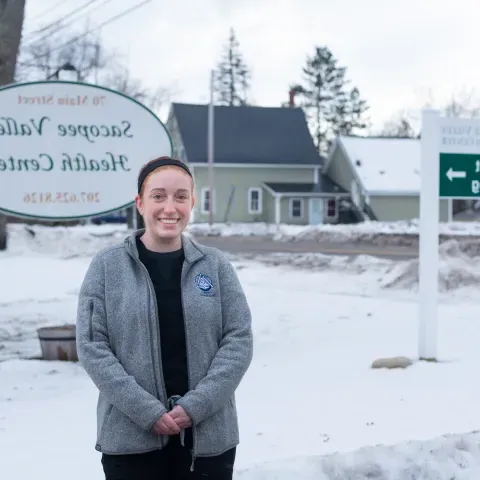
[2,224,480,478]
[7,219,480,258]
[337,136,421,195]
[186,219,480,242]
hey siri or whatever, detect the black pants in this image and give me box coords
[101,436,236,480]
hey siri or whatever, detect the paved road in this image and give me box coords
[192,235,418,260]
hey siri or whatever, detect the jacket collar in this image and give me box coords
[125,229,204,264]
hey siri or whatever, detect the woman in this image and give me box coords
[76,156,254,480]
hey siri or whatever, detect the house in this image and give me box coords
[166,103,350,225]
[324,135,451,222]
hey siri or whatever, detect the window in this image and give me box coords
[201,187,214,215]
[327,198,337,217]
[289,198,303,219]
[248,188,263,214]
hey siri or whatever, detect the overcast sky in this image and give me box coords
[23,0,480,131]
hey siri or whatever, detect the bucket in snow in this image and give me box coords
[37,325,78,361]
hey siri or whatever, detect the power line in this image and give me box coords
[29,0,102,37]
[24,0,116,48]
[41,0,154,57]
[28,0,70,22]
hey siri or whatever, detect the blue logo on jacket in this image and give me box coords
[195,273,213,294]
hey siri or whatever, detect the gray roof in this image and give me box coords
[171,103,322,165]
[263,178,347,195]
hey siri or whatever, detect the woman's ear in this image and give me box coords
[135,194,143,216]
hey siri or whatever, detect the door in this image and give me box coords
[309,198,324,225]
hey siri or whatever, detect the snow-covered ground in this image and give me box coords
[7,218,480,250]
[2,223,480,479]
[186,219,480,241]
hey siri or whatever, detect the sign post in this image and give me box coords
[0,80,172,221]
[420,109,480,360]
[419,109,440,361]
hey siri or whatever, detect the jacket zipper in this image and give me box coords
[180,263,197,471]
[131,255,169,449]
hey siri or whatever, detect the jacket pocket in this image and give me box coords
[98,404,161,455]
[195,397,239,456]
[99,404,113,438]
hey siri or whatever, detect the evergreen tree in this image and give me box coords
[293,46,369,155]
[214,28,251,106]
[333,87,369,136]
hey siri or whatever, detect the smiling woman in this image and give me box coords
[76,155,253,480]
[135,157,195,252]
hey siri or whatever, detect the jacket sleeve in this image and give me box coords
[177,253,253,425]
[76,252,167,432]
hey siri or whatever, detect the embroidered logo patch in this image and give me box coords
[195,273,213,294]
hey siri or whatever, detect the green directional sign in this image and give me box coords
[439,153,480,198]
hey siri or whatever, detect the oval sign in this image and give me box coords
[0,81,172,220]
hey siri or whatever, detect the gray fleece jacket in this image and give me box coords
[76,230,253,459]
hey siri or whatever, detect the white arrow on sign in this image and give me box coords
[446,167,467,181]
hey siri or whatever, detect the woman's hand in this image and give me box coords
[169,405,192,429]
[152,412,181,435]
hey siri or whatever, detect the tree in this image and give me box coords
[17,26,172,112]
[333,87,369,136]
[0,0,26,251]
[379,112,417,138]
[291,46,369,156]
[214,28,251,106]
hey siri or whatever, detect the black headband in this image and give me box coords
[138,158,193,193]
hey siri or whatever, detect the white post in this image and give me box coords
[208,70,215,226]
[275,196,281,225]
[418,109,441,360]
[447,198,453,222]
[132,207,138,230]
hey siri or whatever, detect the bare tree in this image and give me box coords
[17,26,173,111]
[0,0,26,250]
[101,63,172,111]
[17,30,111,82]
[420,87,480,119]
[378,111,418,138]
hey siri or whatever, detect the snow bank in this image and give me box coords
[187,220,480,245]
[5,223,480,293]
[380,240,480,292]
[6,220,480,255]
[235,431,480,480]
[227,239,480,293]
[5,223,130,258]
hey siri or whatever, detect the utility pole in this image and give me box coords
[0,0,26,250]
[207,69,215,226]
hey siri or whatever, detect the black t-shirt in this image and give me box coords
[136,237,189,399]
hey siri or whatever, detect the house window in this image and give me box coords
[248,188,262,214]
[201,187,214,215]
[327,198,337,217]
[289,198,303,219]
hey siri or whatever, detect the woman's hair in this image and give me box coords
[137,156,194,196]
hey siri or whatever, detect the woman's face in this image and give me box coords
[135,166,195,246]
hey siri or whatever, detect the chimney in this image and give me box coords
[288,89,295,107]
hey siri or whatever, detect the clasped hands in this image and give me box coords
[152,405,192,435]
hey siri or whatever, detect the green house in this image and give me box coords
[166,103,349,225]
[324,136,451,222]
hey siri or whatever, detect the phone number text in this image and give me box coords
[23,192,100,204]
